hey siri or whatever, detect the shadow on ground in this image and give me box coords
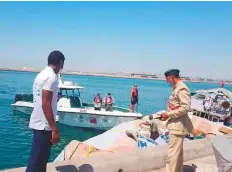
[55,164,94,172]
[184,164,197,172]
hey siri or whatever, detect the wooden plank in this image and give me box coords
[218,126,232,135]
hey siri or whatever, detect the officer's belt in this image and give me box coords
[169,106,180,110]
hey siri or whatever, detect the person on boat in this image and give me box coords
[221,80,225,88]
[104,92,115,111]
[212,91,226,111]
[203,96,213,111]
[214,91,224,102]
[159,69,193,172]
[93,93,102,110]
[26,51,65,172]
[130,85,139,112]
[126,114,159,141]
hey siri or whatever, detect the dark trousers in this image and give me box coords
[94,107,101,110]
[26,129,52,172]
[105,104,113,111]
[131,96,138,105]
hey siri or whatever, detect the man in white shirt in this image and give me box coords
[26,51,65,172]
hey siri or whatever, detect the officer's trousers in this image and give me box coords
[166,134,185,172]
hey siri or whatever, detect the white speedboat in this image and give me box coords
[11,76,143,130]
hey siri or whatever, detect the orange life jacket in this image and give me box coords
[94,96,101,103]
[132,88,138,97]
[105,96,113,104]
[221,81,225,88]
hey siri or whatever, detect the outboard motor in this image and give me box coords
[15,94,22,103]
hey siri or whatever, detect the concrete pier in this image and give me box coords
[150,156,217,172]
[1,138,217,172]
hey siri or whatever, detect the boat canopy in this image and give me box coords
[58,79,84,90]
[196,88,232,99]
[58,84,84,90]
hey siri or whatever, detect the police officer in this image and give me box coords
[160,69,193,172]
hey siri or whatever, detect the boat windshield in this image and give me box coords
[59,88,81,98]
[58,88,83,108]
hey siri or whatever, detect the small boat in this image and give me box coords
[11,76,143,130]
[190,88,232,124]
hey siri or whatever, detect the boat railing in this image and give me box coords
[191,107,231,123]
[15,94,33,103]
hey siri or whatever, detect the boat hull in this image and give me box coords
[58,111,137,130]
[12,105,33,115]
[11,102,141,130]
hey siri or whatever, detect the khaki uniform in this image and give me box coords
[165,81,193,172]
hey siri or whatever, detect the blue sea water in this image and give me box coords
[0,71,232,170]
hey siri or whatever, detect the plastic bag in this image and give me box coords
[212,136,232,172]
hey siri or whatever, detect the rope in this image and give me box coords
[83,119,149,157]
[84,121,141,157]
[64,142,81,160]
[85,146,95,157]
[69,142,81,160]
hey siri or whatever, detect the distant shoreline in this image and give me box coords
[1,69,232,85]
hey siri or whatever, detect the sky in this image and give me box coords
[0,2,231,79]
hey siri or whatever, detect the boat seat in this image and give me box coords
[28,94,33,102]
[69,96,82,108]
[22,94,28,101]
[82,103,87,106]
[58,98,71,108]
